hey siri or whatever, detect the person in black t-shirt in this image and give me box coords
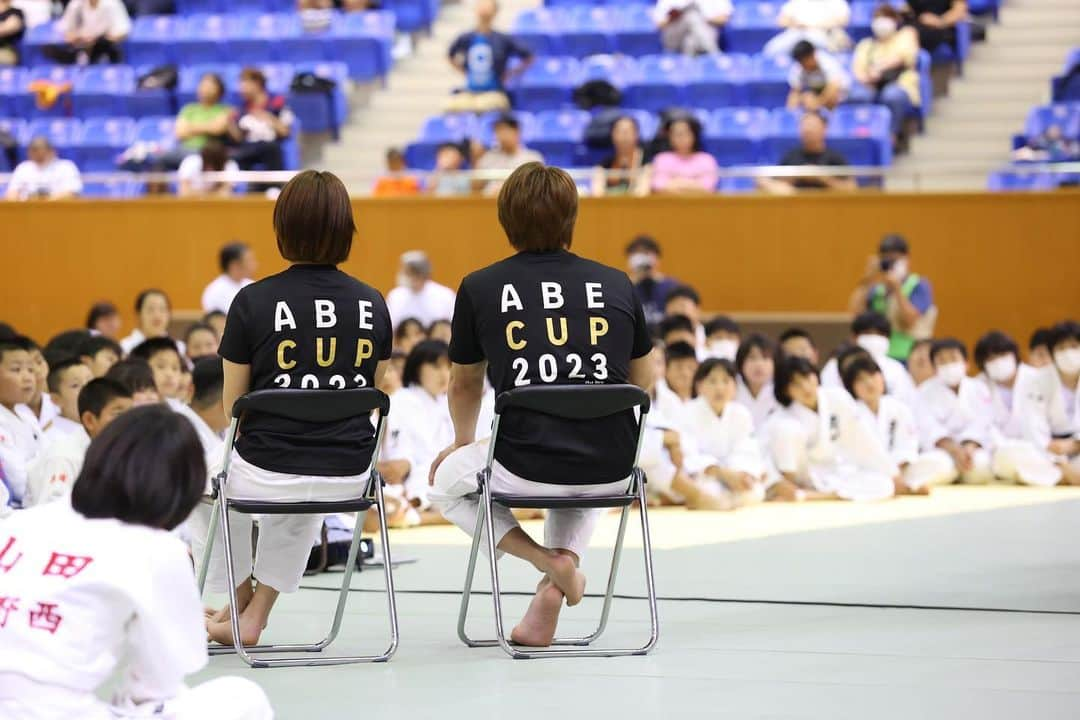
[200,170,393,648]
[905,0,967,53]
[427,163,653,648]
[759,112,855,194]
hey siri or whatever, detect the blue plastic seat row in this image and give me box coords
[0,62,348,133]
[404,105,892,170]
[170,0,438,32]
[1052,48,1080,103]
[21,12,393,80]
[987,171,1076,192]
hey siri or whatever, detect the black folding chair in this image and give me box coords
[196,388,399,668]
[457,384,659,659]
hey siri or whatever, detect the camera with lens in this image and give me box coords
[879,257,895,272]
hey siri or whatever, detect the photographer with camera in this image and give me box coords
[625,235,683,326]
[848,233,936,362]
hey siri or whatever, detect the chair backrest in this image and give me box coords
[232,388,390,423]
[493,384,650,419]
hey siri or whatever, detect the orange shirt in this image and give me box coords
[372,175,421,197]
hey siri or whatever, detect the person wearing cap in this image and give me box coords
[386,251,457,330]
[847,233,936,362]
[446,0,533,113]
[474,113,544,195]
[5,136,82,201]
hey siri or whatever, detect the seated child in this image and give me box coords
[735,333,778,430]
[767,355,898,502]
[15,338,58,433]
[658,315,698,351]
[703,315,741,361]
[0,336,42,510]
[185,322,220,362]
[654,341,698,422]
[820,312,917,409]
[77,335,122,378]
[203,310,227,341]
[129,338,185,409]
[778,327,820,366]
[39,357,94,444]
[174,357,228,462]
[25,378,133,507]
[0,405,273,720]
[105,358,162,405]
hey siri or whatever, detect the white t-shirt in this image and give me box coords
[177,155,240,196]
[788,50,851,91]
[57,0,131,38]
[201,274,253,314]
[8,159,83,200]
[386,280,456,329]
[780,0,850,29]
[652,0,733,24]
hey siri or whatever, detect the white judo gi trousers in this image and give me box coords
[429,438,632,559]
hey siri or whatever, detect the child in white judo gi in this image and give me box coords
[767,355,899,502]
[129,338,186,408]
[15,339,59,434]
[0,336,42,509]
[38,357,94,445]
[0,404,273,720]
[735,333,778,430]
[78,335,122,378]
[820,312,917,410]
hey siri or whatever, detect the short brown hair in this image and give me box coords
[497,162,578,252]
[274,170,355,265]
[240,67,267,90]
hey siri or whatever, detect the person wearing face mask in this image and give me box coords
[849,4,921,151]
[915,338,994,485]
[704,315,741,362]
[821,312,917,409]
[1012,321,1080,485]
[624,235,682,326]
[848,233,936,362]
[385,250,457,330]
[971,331,1063,487]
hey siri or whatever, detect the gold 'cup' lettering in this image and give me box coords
[506,320,526,350]
[354,338,373,367]
[589,317,609,346]
[546,317,568,346]
[277,340,297,370]
[316,337,337,367]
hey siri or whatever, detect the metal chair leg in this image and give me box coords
[196,495,220,594]
[457,476,497,648]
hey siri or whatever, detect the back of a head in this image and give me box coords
[191,356,225,409]
[130,337,180,362]
[200,139,228,172]
[45,329,92,359]
[79,334,122,361]
[497,163,578,253]
[106,358,157,395]
[78,377,133,418]
[71,404,205,531]
[274,170,356,265]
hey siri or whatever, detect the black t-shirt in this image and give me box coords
[907,0,952,16]
[780,146,850,188]
[450,250,652,484]
[219,264,393,476]
[0,8,25,49]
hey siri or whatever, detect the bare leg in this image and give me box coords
[496,528,586,606]
[206,582,280,646]
[205,576,255,623]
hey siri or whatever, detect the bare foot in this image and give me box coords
[205,611,266,647]
[544,553,586,607]
[510,581,564,647]
[205,605,231,623]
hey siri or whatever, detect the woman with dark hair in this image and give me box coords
[196,170,393,647]
[850,4,920,148]
[592,116,649,197]
[393,316,427,354]
[119,288,185,357]
[735,333,778,430]
[650,117,718,195]
[0,405,272,719]
[85,301,121,339]
[767,354,898,502]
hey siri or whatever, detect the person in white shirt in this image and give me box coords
[763,0,851,58]
[767,354,898,502]
[25,377,132,507]
[844,354,953,493]
[735,333,779,430]
[0,336,41,508]
[201,242,257,314]
[178,140,240,198]
[386,250,457,329]
[915,338,995,484]
[653,341,698,424]
[0,405,272,720]
[821,312,917,410]
[38,357,93,446]
[653,0,732,55]
[47,0,130,64]
[786,41,851,112]
[5,137,82,201]
[119,288,186,356]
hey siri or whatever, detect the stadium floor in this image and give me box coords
[194,486,1080,718]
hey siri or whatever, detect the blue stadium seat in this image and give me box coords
[225,13,283,65]
[747,53,791,108]
[404,113,478,168]
[513,57,579,112]
[0,118,27,170]
[1023,103,1080,141]
[175,14,230,65]
[0,67,26,117]
[531,109,590,167]
[135,115,178,145]
[21,22,65,67]
[289,62,349,133]
[331,11,395,79]
[829,104,892,165]
[80,177,145,197]
[25,66,82,118]
[623,54,693,111]
[512,7,563,56]
[725,2,781,55]
[476,111,537,147]
[73,66,136,118]
[579,53,635,86]
[383,0,435,33]
[686,53,751,109]
[1052,49,1080,102]
[986,171,1056,192]
[612,4,663,57]
[761,108,801,163]
[176,0,221,13]
[129,65,176,118]
[847,3,874,44]
[126,15,181,66]
[562,6,616,58]
[704,107,768,165]
[79,117,136,171]
[26,118,82,157]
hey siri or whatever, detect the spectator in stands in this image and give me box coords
[373,148,422,197]
[625,235,682,326]
[202,242,256,314]
[178,140,239,198]
[763,0,851,58]
[0,0,26,66]
[760,112,854,194]
[779,327,820,366]
[446,0,533,113]
[908,338,935,385]
[653,0,732,56]
[1013,124,1080,162]
[11,0,48,29]
[850,4,920,149]
[168,73,232,170]
[905,0,967,55]
[787,41,850,112]
[5,137,82,201]
[298,0,334,32]
[474,114,544,195]
[429,142,471,196]
[847,233,936,361]
[592,116,649,197]
[85,301,121,340]
[119,289,184,357]
[1028,327,1053,368]
[229,67,295,182]
[46,0,130,65]
[386,251,456,329]
[650,118,719,195]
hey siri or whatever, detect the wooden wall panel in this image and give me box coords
[2,192,1078,355]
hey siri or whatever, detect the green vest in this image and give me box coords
[870,273,922,361]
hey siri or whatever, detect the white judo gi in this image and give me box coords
[636,398,681,497]
[0,502,272,720]
[382,386,454,509]
[855,396,955,490]
[24,427,91,508]
[16,396,59,437]
[821,354,918,411]
[735,378,778,431]
[1011,363,1080,476]
[0,403,42,507]
[39,416,82,447]
[915,376,996,484]
[767,386,897,501]
[681,397,769,505]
